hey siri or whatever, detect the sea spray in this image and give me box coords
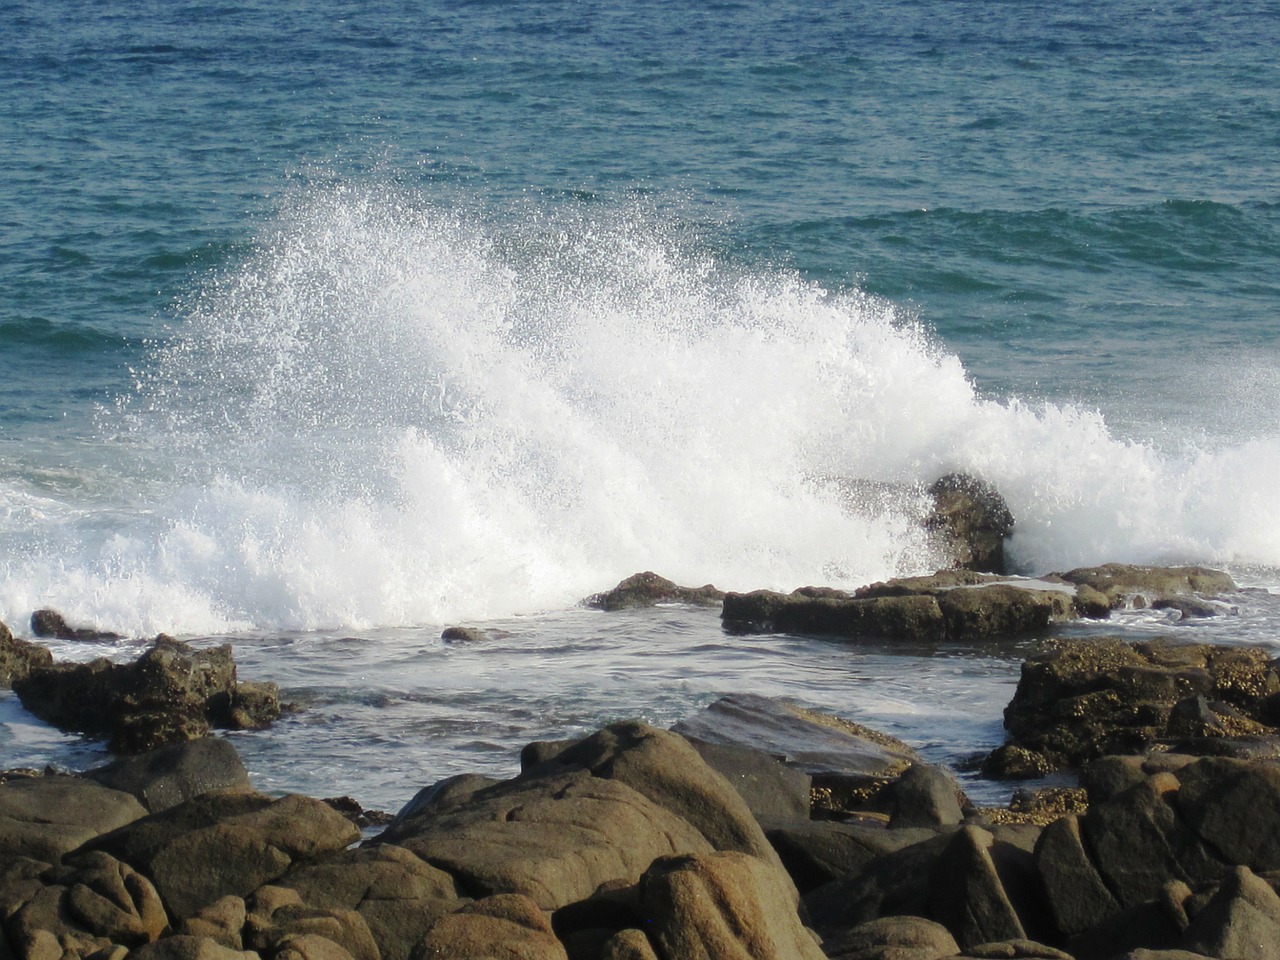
[2,184,1277,637]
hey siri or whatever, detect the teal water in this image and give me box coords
[2,0,1279,803]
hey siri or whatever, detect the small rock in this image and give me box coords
[31,608,122,642]
[925,474,1015,575]
[583,571,725,611]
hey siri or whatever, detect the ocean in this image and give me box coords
[2,0,1279,809]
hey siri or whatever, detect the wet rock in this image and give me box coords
[84,738,251,814]
[722,589,947,641]
[0,776,147,862]
[672,693,921,817]
[583,571,724,611]
[87,790,360,921]
[925,474,1015,575]
[12,636,282,754]
[1050,564,1237,610]
[638,851,827,960]
[0,621,53,687]
[723,577,1077,644]
[30,609,122,643]
[410,893,568,960]
[438,626,486,643]
[986,637,1280,777]
[1151,597,1220,620]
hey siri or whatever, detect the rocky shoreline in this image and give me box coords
[1,550,1278,959]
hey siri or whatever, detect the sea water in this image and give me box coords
[2,0,1278,810]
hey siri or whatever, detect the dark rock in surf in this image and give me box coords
[926,473,1015,575]
[440,625,487,642]
[12,635,283,754]
[31,607,123,642]
[583,571,725,611]
[986,637,1280,778]
[1049,563,1237,611]
[722,576,1077,643]
[0,618,53,687]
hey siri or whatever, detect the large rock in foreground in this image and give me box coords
[12,636,283,753]
[986,637,1280,777]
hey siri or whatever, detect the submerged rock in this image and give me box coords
[1050,563,1237,611]
[583,571,725,611]
[12,635,284,753]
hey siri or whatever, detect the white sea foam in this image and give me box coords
[1,185,1277,636]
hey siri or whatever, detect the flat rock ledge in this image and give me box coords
[4,700,1280,960]
[584,563,1240,645]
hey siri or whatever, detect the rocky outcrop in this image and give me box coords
[722,575,1080,643]
[12,635,283,753]
[985,637,1280,777]
[926,473,1015,575]
[584,571,725,611]
[1049,564,1238,613]
[0,619,53,687]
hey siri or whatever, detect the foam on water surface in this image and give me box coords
[1,185,1278,636]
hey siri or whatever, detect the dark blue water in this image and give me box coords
[2,0,1279,805]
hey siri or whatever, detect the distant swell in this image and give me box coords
[1,184,1278,636]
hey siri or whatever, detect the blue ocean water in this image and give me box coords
[2,0,1279,803]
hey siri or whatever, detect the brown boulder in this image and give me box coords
[377,770,713,911]
[410,893,568,960]
[639,851,826,960]
[87,790,360,921]
[819,914,959,960]
[0,776,147,862]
